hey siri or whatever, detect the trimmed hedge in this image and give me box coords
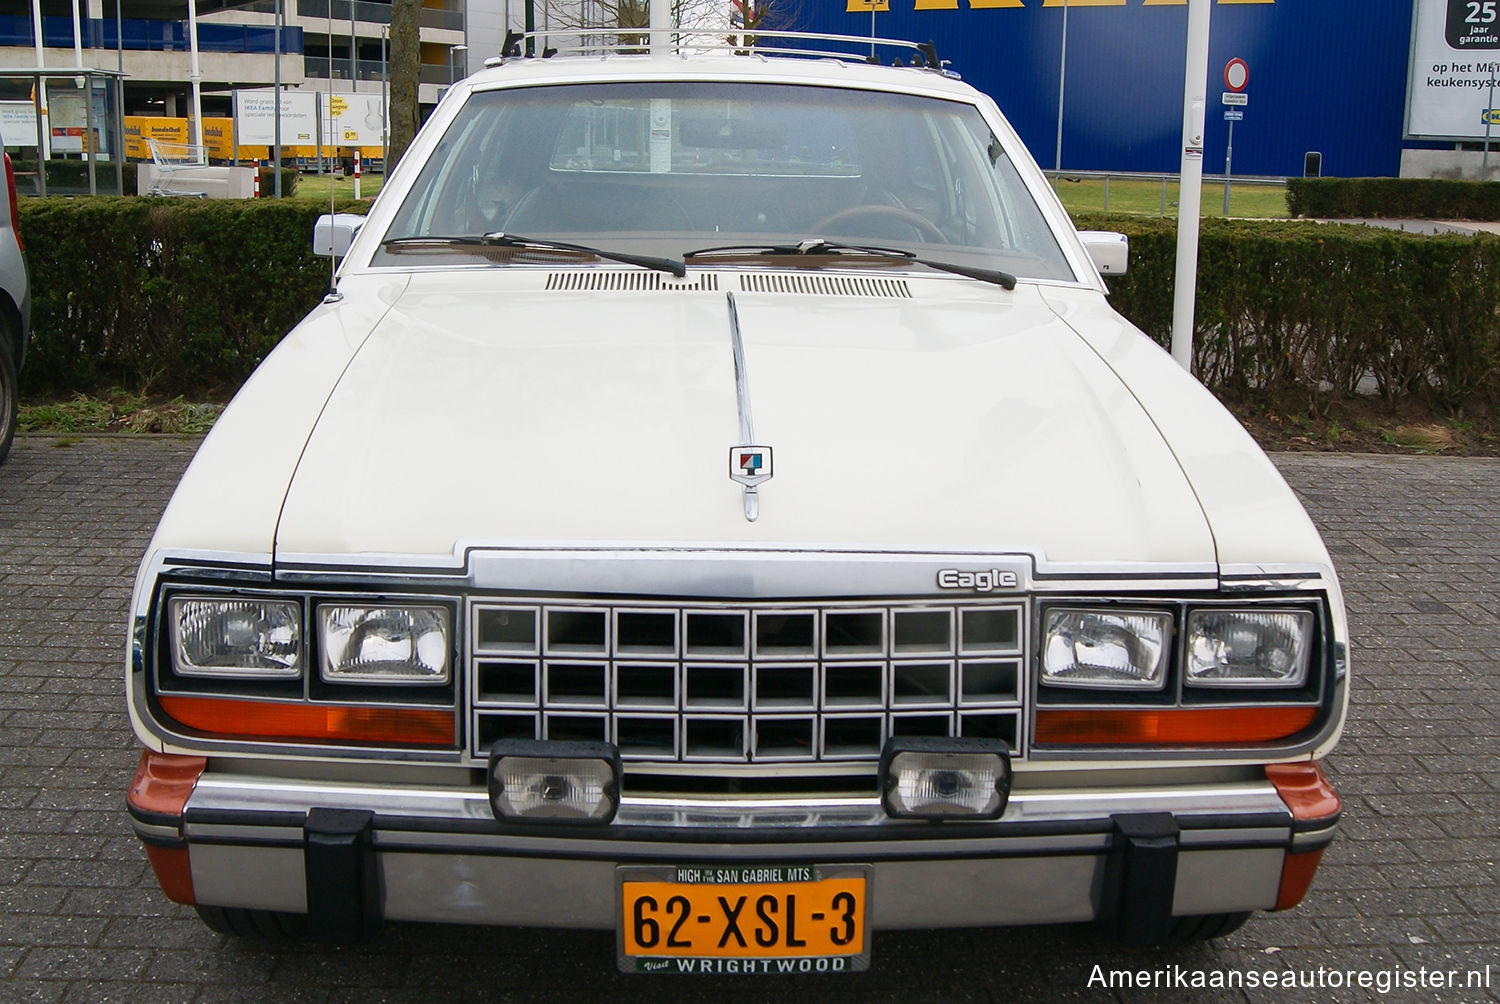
[18,198,366,394]
[16,200,1500,412]
[1285,177,1500,221]
[256,167,300,197]
[1075,214,1500,409]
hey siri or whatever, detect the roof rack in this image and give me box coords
[488,28,948,74]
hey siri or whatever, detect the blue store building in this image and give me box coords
[795,1,1419,179]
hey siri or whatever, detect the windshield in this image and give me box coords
[377,81,1074,282]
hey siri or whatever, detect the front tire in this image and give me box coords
[1167,912,1252,944]
[194,905,310,940]
[0,334,16,466]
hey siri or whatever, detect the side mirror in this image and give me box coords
[314,213,365,257]
[1078,231,1128,276]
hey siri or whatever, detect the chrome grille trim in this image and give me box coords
[468,597,1028,765]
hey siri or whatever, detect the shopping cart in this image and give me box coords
[145,138,209,197]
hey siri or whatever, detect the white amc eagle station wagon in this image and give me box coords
[126,27,1347,971]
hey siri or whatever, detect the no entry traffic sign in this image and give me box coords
[1224,57,1249,93]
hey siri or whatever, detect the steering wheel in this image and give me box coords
[810,204,947,244]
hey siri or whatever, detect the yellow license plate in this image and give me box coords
[617,865,871,974]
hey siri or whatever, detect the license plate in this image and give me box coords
[617,864,872,974]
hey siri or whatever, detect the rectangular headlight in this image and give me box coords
[880,737,1011,820]
[1185,609,1313,688]
[487,740,620,824]
[1042,608,1172,690]
[318,604,451,685]
[170,596,302,679]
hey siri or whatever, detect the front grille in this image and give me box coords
[467,599,1027,765]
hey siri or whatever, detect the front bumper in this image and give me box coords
[129,753,1340,943]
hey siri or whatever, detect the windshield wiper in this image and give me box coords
[684,238,1016,290]
[381,232,687,278]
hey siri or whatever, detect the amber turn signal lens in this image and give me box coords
[158,695,455,747]
[1034,706,1318,745]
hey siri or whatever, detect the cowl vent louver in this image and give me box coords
[544,272,719,292]
[738,274,912,298]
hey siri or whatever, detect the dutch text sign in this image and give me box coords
[1409,0,1500,138]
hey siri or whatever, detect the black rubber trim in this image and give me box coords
[163,558,272,572]
[1291,823,1340,850]
[1175,811,1291,831]
[126,800,184,831]
[303,808,381,944]
[1100,812,1180,947]
[1290,809,1343,834]
[136,831,187,850]
[186,807,307,829]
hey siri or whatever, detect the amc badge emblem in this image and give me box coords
[730,445,773,488]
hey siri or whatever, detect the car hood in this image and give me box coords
[270,270,1214,568]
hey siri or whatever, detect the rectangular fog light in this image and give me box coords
[879,737,1012,821]
[487,740,620,825]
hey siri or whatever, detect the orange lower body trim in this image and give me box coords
[128,752,207,907]
[1267,761,1341,911]
[1274,846,1326,911]
[144,843,197,906]
[127,750,207,819]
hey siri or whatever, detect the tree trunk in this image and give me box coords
[388,0,421,173]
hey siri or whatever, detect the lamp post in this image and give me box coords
[350,1,359,92]
[449,44,467,85]
[273,0,282,196]
[380,23,388,173]
[1170,0,1212,373]
[1054,0,1068,175]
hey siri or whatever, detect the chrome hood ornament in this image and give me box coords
[726,292,771,522]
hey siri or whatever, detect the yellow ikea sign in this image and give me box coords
[847,1,1272,10]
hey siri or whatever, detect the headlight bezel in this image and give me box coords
[1031,595,1334,753]
[1036,598,1327,705]
[152,583,460,721]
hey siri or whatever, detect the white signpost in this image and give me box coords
[1407,0,1500,140]
[1221,58,1248,215]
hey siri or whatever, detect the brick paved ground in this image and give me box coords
[0,435,1495,1003]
